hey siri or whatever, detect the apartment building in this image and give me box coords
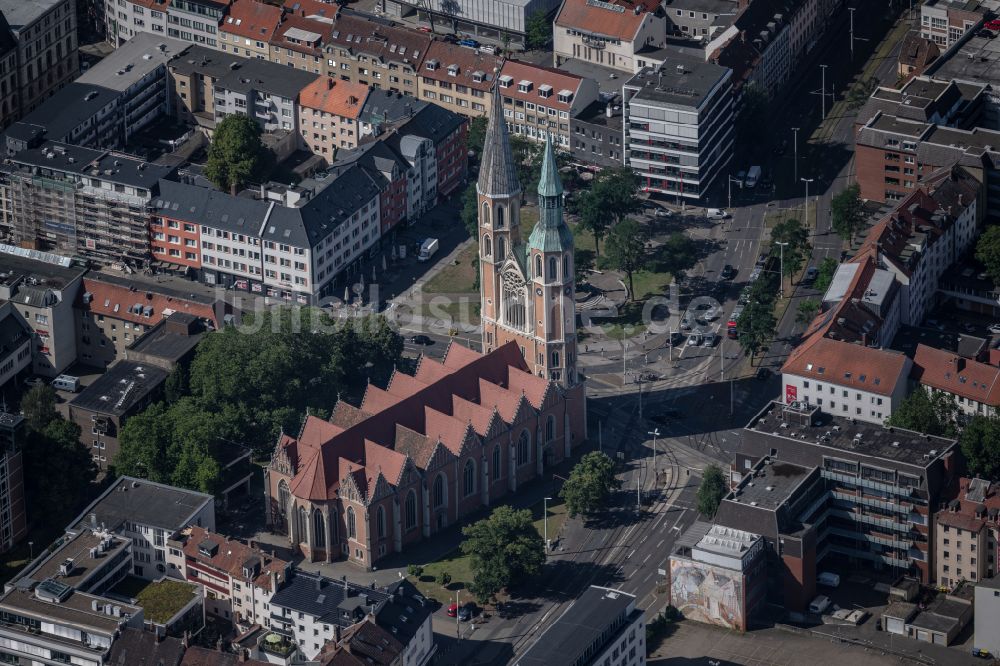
[0,412,26,555]
[75,271,222,366]
[328,140,409,233]
[68,360,169,470]
[418,40,501,119]
[0,0,79,120]
[914,344,1000,421]
[105,0,169,46]
[708,0,790,99]
[0,251,85,377]
[16,526,133,596]
[663,0,737,39]
[268,14,328,74]
[920,0,987,48]
[324,15,433,100]
[0,143,175,265]
[297,76,369,158]
[219,0,282,59]
[787,0,840,61]
[168,45,317,134]
[934,477,1000,588]
[623,57,734,202]
[167,0,229,47]
[570,98,625,167]
[553,0,667,74]
[720,401,960,612]
[498,60,598,149]
[0,15,19,131]
[269,570,433,662]
[166,525,289,629]
[0,303,31,394]
[516,586,645,666]
[68,476,216,580]
[0,582,142,666]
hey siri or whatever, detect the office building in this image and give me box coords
[0,0,79,125]
[570,98,624,167]
[975,575,1000,656]
[920,0,988,49]
[69,476,216,579]
[623,56,733,202]
[0,249,86,377]
[166,0,230,47]
[15,526,133,596]
[67,360,169,470]
[104,0,170,47]
[515,585,645,666]
[383,0,560,48]
[0,412,26,554]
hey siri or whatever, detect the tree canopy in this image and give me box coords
[559,451,621,518]
[525,10,552,50]
[886,389,957,438]
[812,257,839,294]
[976,225,1000,286]
[460,182,478,237]
[796,299,820,324]
[461,505,545,603]
[697,465,727,518]
[830,184,865,241]
[736,299,776,364]
[770,218,811,278]
[605,218,650,301]
[204,114,272,195]
[961,415,1000,480]
[466,116,488,156]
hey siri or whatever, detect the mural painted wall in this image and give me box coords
[670,557,745,631]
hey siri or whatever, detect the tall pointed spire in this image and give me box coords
[477,86,521,198]
[537,133,563,199]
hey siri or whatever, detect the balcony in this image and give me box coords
[259,633,297,658]
[582,37,606,49]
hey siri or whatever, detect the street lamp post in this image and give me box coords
[622,340,628,386]
[801,177,814,229]
[791,127,800,183]
[647,429,660,483]
[849,7,855,60]
[543,496,552,552]
[775,241,789,297]
[727,174,743,211]
[820,64,829,120]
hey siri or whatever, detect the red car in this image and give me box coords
[986,19,1000,31]
[446,603,458,617]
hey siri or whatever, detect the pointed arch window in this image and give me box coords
[496,205,505,228]
[534,254,542,278]
[546,414,556,442]
[548,257,557,280]
[296,506,308,543]
[433,473,445,508]
[313,509,326,546]
[405,490,417,530]
[497,236,506,260]
[377,505,386,538]
[563,254,570,278]
[481,201,490,226]
[502,269,527,330]
[463,460,476,496]
[482,234,492,257]
[277,480,290,528]
[346,506,356,539]
[493,446,501,480]
[517,430,530,466]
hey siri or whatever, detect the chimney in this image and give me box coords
[269,569,279,592]
[90,513,98,530]
[606,103,612,118]
[327,78,335,90]
[316,576,323,591]
[740,30,747,44]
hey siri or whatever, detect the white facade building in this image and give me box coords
[105,0,169,47]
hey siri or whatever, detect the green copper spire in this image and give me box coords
[537,133,563,199]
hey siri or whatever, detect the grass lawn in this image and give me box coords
[629,270,672,302]
[423,242,478,294]
[112,576,196,624]
[408,497,571,604]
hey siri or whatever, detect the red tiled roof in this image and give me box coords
[422,41,503,92]
[555,0,653,42]
[179,526,288,592]
[220,0,283,42]
[77,276,222,328]
[279,342,558,501]
[271,14,329,56]
[328,15,433,67]
[913,344,1000,405]
[287,0,339,21]
[331,401,370,428]
[298,77,369,119]
[385,370,428,400]
[498,60,583,112]
[414,356,450,383]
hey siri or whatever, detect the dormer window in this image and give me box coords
[425,59,439,71]
[518,80,532,93]
[448,64,459,76]
[558,89,573,103]
[472,70,485,83]
[538,84,553,98]
[498,75,513,88]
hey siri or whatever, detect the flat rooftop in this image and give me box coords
[747,401,957,465]
[0,585,139,634]
[87,269,220,306]
[70,360,168,416]
[70,476,212,533]
[929,28,1000,84]
[26,529,130,590]
[110,576,197,625]
[6,83,121,144]
[694,524,762,558]
[625,56,729,110]
[0,0,63,30]
[868,112,930,137]
[0,249,85,291]
[572,99,624,130]
[77,33,190,92]
[891,324,966,358]
[127,316,205,363]
[517,586,639,666]
[8,141,173,190]
[729,459,813,511]
[556,58,626,97]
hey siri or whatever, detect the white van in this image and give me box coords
[818,571,841,588]
[706,208,729,220]
[809,595,831,614]
[52,375,80,392]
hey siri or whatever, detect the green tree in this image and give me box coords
[19,383,57,432]
[559,451,621,517]
[605,218,649,301]
[574,191,611,257]
[655,232,697,278]
[770,218,811,278]
[164,364,189,404]
[592,168,640,226]
[812,257,839,293]
[204,114,272,195]
[961,415,1000,480]
[461,505,545,603]
[886,389,957,437]
[831,184,866,241]
[524,9,551,50]
[466,116,488,156]
[976,225,1000,286]
[510,135,542,196]
[846,77,879,110]
[697,464,727,518]
[460,183,478,237]
[796,299,820,324]
[736,299,776,365]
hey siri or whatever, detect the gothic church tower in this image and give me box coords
[478,88,578,387]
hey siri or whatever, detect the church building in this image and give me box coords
[263,90,587,568]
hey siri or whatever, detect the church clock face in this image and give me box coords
[535,287,543,296]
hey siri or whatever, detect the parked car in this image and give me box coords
[817,571,841,588]
[721,264,736,279]
[410,334,433,345]
[804,266,818,282]
[458,38,480,48]
[447,603,458,617]
[986,18,1000,30]
[701,333,715,347]
[706,208,729,219]
[654,208,672,218]
[687,334,701,346]
[809,595,831,614]
[458,603,475,621]
[988,323,1000,334]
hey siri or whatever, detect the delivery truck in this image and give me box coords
[418,238,439,262]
